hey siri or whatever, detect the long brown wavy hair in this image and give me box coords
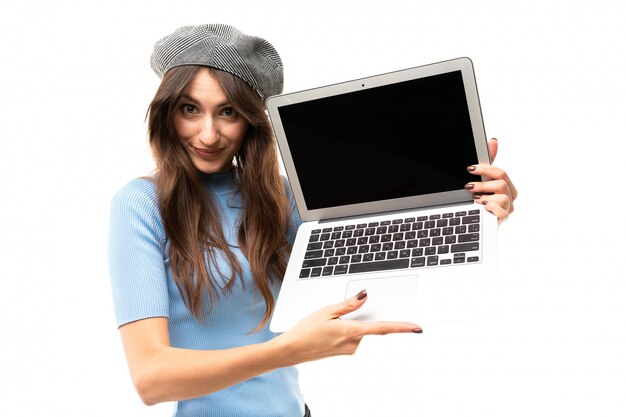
[147,66,292,331]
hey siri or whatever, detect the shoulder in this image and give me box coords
[109,178,167,246]
[109,177,165,238]
[111,177,159,213]
[280,175,291,196]
[280,175,295,209]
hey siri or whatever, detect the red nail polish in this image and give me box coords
[467,165,476,172]
[356,290,367,300]
[412,328,423,334]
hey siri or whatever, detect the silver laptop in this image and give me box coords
[266,58,498,332]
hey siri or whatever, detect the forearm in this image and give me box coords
[132,338,289,405]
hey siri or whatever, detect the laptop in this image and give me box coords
[266,57,498,332]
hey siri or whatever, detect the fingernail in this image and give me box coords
[464,183,474,190]
[356,290,367,300]
[472,193,482,199]
[481,201,488,205]
[412,328,423,334]
[467,165,476,172]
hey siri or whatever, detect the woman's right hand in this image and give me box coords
[118,290,421,405]
[271,290,422,365]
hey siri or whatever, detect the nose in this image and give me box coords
[198,116,219,145]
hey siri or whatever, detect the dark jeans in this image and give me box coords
[304,404,311,417]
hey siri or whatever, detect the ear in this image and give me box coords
[488,138,498,163]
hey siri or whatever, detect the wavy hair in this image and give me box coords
[147,66,292,331]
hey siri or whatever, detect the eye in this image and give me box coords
[221,107,238,118]
[181,104,198,115]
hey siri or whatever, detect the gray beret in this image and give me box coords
[150,24,284,99]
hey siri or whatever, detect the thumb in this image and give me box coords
[488,138,498,163]
[326,289,368,318]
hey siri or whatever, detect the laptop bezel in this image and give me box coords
[265,57,490,223]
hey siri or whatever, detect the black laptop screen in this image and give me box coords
[277,70,479,210]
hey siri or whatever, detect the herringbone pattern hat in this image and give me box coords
[150,24,283,99]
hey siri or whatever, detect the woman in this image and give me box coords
[109,24,517,417]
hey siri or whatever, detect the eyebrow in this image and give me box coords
[181,94,231,108]
[181,94,201,105]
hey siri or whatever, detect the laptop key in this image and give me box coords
[349,258,410,273]
[458,233,480,242]
[304,250,324,259]
[410,257,426,267]
[307,242,323,250]
[299,269,311,278]
[462,215,480,224]
[334,265,348,274]
[302,258,326,268]
[451,242,479,253]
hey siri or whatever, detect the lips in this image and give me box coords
[192,146,223,158]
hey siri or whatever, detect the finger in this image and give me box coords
[467,178,512,197]
[488,138,498,162]
[323,290,368,319]
[468,164,507,181]
[467,165,518,201]
[474,192,512,211]
[355,321,423,336]
[476,197,510,224]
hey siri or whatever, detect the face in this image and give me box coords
[173,70,248,174]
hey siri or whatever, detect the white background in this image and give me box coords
[1,0,625,416]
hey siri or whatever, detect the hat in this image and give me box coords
[150,24,284,99]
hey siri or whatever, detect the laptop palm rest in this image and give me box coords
[343,274,419,322]
[342,271,495,324]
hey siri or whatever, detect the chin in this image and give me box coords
[194,161,232,174]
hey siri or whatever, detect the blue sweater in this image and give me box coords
[108,172,304,417]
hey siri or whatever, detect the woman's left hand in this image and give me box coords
[465,138,518,224]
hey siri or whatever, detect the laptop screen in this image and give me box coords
[277,70,479,210]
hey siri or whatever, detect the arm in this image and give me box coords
[120,317,286,405]
[120,291,421,406]
[465,138,518,223]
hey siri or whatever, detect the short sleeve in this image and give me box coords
[108,179,170,328]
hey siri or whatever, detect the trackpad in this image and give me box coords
[343,275,418,322]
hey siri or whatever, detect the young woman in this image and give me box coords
[109,24,517,417]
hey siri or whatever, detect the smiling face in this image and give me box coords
[172,69,248,174]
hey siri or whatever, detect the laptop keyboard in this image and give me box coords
[299,209,482,278]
